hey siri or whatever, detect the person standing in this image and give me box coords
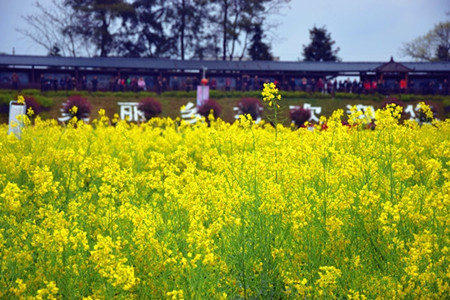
[40,74,46,92]
[92,76,98,92]
[290,77,296,91]
[235,77,242,91]
[210,78,217,90]
[66,76,72,90]
[172,76,179,91]
[138,77,146,91]
[11,72,19,90]
[72,77,77,90]
[81,76,87,90]
[185,77,192,92]
[442,79,449,95]
[253,75,260,91]
[225,77,231,91]
[53,77,58,91]
[59,77,65,90]
[301,77,307,91]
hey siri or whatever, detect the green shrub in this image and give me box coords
[335,92,358,99]
[33,95,54,108]
[0,93,15,105]
[21,89,41,96]
[0,94,13,114]
[280,91,309,99]
[93,91,113,98]
[139,91,158,98]
[163,90,196,98]
[113,92,130,98]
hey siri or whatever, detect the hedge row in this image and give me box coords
[3,89,450,102]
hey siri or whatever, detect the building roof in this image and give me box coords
[375,57,413,73]
[1,55,450,74]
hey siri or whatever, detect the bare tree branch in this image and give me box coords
[400,21,450,62]
[16,0,92,57]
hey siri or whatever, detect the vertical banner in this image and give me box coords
[8,101,26,138]
[196,85,209,107]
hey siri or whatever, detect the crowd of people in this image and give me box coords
[278,77,450,96]
[10,72,450,96]
[38,75,99,92]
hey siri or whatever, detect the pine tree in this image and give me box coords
[248,24,273,61]
[302,26,340,62]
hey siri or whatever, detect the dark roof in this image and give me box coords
[1,55,450,73]
[375,57,413,72]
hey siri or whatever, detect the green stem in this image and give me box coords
[274,102,278,183]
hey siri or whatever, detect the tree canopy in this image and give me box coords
[20,0,290,60]
[401,21,450,62]
[302,26,340,62]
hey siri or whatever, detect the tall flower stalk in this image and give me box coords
[261,82,282,137]
[262,82,282,183]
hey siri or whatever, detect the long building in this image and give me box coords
[1,55,450,94]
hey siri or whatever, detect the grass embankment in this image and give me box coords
[1,89,449,124]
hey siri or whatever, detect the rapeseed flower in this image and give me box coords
[17,95,25,104]
[0,101,448,299]
[261,82,281,108]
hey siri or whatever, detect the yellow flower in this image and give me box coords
[17,95,25,104]
[27,107,35,116]
[418,101,433,120]
[70,105,78,115]
[9,278,27,296]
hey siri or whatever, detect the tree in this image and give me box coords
[64,0,134,57]
[18,0,87,57]
[19,0,290,60]
[209,0,290,61]
[302,26,340,62]
[248,24,273,60]
[116,0,176,58]
[171,0,211,60]
[401,21,450,62]
[48,44,62,56]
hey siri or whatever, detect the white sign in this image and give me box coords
[289,103,322,122]
[180,102,201,124]
[404,104,416,119]
[8,101,26,138]
[117,102,145,122]
[58,103,90,123]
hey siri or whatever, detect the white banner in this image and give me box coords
[196,85,210,106]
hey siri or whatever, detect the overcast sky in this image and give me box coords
[0,0,448,62]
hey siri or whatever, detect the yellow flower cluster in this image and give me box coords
[0,104,448,299]
[69,105,78,115]
[17,95,25,105]
[261,82,281,108]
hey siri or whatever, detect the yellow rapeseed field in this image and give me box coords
[0,86,449,299]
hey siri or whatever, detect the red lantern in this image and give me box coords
[201,78,208,85]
